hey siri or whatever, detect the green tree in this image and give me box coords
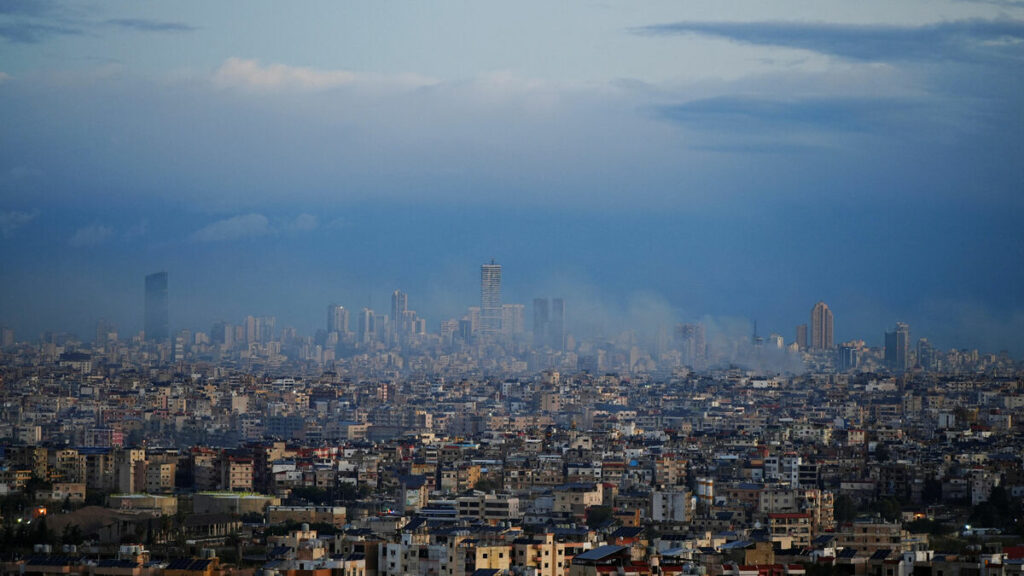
[905,518,954,536]
[60,523,85,546]
[873,497,901,521]
[287,486,331,506]
[473,479,499,492]
[834,495,857,523]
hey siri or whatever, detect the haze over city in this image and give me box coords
[1,1,1023,356]
[6,4,1024,574]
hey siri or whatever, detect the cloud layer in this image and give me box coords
[69,223,113,247]
[634,18,1024,63]
[190,213,272,243]
[0,209,37,237]
[212,58,438,92]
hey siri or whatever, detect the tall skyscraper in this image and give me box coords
[674,323,706,368]
[480,260,502,336]
[837,341,862,372]
[144,272,169,342]
[502,304,525,335]
[796,324,808,350]
[245,315,258,344]
[391,290,408,342]
[259,316,275,343]
[917,337,937,371]
[810,301,834,350]
[357,308,375,343]
[533,298,549,347]
[327,304,349,335]
[885,322,911,372]
[550,298,565,350]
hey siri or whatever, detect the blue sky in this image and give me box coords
[1,1,1023,354]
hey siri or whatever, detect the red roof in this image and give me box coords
[769,512,811,519]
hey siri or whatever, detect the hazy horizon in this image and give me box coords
[1,2,1022,356]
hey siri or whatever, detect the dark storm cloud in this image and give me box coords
[634,18,1024,63]
[105,18,197,33]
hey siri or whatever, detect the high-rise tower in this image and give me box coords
[533,298,550,347]
[357,308,375,344]
[550,297,565,350]
[674,323,707,369]
[391,290,408,344]
[144,272,169,342]
[885,322,911,372]
[327,304,349,335]
[480,260,502,336]
[810,301,834,350]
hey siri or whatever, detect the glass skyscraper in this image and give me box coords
[885,322,911,372]
[480,260,502,336]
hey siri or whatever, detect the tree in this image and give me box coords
[60,523,84,546]
[922,478,942,505]
[473,479,500,492]
[32,515,56,547]
[586,506,615,530]
[24,475,51,500]
[685,461,697,494]
[874,443,890,463]
[287,486,331,506]
[968,486,1022,532]
[834,495,857,523]
[873,497,901,521]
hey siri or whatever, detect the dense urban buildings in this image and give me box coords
[4,2,1022,576]
[0,265,1022,576]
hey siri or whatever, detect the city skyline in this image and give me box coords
[1,3,1023,570]
[0,264,1016,360]
[1,2,1022,356]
